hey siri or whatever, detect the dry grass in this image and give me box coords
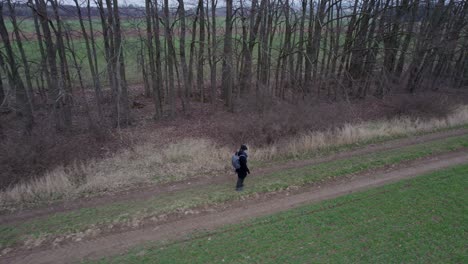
[1,105,468,208]
[253,105,468,160]
[0,139,231,207]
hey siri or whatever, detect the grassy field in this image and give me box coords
[92,163,468,263]
[9,32,221,87]
[3,17,322,88]
[5,18,141,35]
[0,133,467,250]
[5,17,225,86]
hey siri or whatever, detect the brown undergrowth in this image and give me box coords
[1,94,467,206]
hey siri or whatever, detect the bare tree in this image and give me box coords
[395,0,420,77]
[222,0,234,111]
[208,0,218,103]
[98,0,131,126]
[64,25,94,128]
[30,0,49,104]
[7,0,34,108]
[2,0,466,134]
[74,0,103,121]
[163,0,176,117]
[34,0,65,130]
[197,0,206,102]
[178,0,190,108]
[146,0,162,119]
[0,3,33,133]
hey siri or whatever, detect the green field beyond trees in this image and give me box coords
[94,163,468,264]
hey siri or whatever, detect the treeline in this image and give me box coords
[0,0,467,135]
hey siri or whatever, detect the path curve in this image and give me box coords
[3,150,467,264]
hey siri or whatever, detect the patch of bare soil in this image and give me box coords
[1,149,466,264]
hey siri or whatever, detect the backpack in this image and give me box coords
[231,152,245,170]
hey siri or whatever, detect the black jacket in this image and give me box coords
[236,150,250,176]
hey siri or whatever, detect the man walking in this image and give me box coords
[235,144,250,191]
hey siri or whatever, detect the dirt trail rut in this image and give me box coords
[3,150,467,264]
[2,128,468,225]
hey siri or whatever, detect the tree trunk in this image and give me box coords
[7,0,34,109]
[432,0,467,89]
[188,7,199,88]
[311,0,327,93]
[146,0,162,119]
[327,0,342,100]
[222,0,234,111]
[178,0,190,107]
[74,0,103,121]
[257,0,269,107]
[280,0,293,96]
[295,0,307,89]
[361,0,381,98]
[87,0,102,103]
[347,0,374,96]
[51,0,73,129]
[383,0,408,76]
[197,0,206,103]
[31,0,50,105]
[140,46,151,98]
[64,28,94,129]
[152,0,163,115]
[0,3,33,133]
[164,0,176,117]
[406,0,447,92]
[112,0,131,126]
[209,0,218,103]
[337,0,359,99]
[395,0,419,77]
[35,0,64,130]
[239,0,261,96]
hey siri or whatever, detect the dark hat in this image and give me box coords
[240,144,248,150]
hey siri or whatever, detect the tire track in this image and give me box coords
[2,150,467,264]
[2,128,467,225]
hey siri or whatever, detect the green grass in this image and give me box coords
[2,16,336,88]
[0,134,467,249]
[93,163,468,264]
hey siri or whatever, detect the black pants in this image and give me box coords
[236,171,247,190]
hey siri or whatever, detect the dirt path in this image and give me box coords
[1,128,467,225]
[3,150,467,264]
